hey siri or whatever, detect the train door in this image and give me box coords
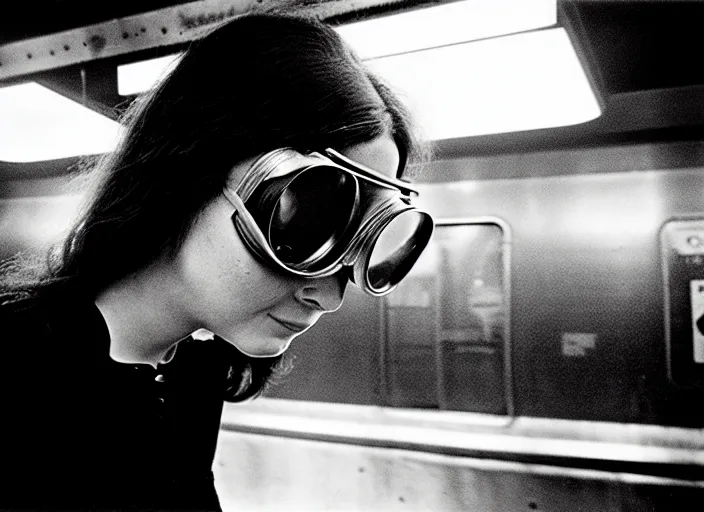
[383,220,512,415]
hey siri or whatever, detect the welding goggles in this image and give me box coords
[222,147,434,296]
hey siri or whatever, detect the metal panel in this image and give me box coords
[661,218,704,387]
[414,166,704,425]
[0,0,416,81]
[214,423,704,512]
[220,399,704,469]
[419,140,704,182]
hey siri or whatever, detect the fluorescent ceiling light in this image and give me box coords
[0,0,590,162]
[117,54,182,96]
[336,0,557,60]
[366,28,601,139]
[117,0,557,96]
[0,82,121,162]
[116,1,595,140]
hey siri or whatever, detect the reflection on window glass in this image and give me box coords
[384,223,508,414]
[386,275,438,408]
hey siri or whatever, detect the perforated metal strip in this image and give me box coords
[0,0,412,81]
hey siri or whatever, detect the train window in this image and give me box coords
[383,222,510,414]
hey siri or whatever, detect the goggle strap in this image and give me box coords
[323,148,419,197]
[240,148,418,202]
[235,150,298,202]
[322,162,403,194]
[223,187,291,270]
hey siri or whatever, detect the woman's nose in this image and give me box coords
[295,271,348,313]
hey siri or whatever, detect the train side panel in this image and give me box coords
[213,416,702,512]
[268,161,704,426]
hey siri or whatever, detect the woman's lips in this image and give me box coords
[268,314,310,333]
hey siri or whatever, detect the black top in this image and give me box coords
[0,291,233,511]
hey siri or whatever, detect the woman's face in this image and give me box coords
[175,134,401,357]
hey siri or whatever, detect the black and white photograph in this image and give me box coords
[1,0,703,510]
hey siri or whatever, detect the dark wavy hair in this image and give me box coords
[0,11,428,400]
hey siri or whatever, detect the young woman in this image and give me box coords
[0,11,433,511]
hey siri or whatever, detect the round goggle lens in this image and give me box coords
[269,167,357,266]
[367,211,430,290]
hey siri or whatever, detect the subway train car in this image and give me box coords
[2,0,704,510]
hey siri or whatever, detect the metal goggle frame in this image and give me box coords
[222,147,434,296]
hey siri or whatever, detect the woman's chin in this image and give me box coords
[225,334,293,358]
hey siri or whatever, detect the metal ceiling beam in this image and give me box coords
[0,0,417,82]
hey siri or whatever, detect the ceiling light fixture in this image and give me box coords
[0,82,121,162]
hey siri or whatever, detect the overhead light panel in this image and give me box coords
[365,27,601,139]
[117,0,558,96]
[116,0,595,139]
[0,83,121,162]
[335,0,557,59]
[2,0,592,162]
